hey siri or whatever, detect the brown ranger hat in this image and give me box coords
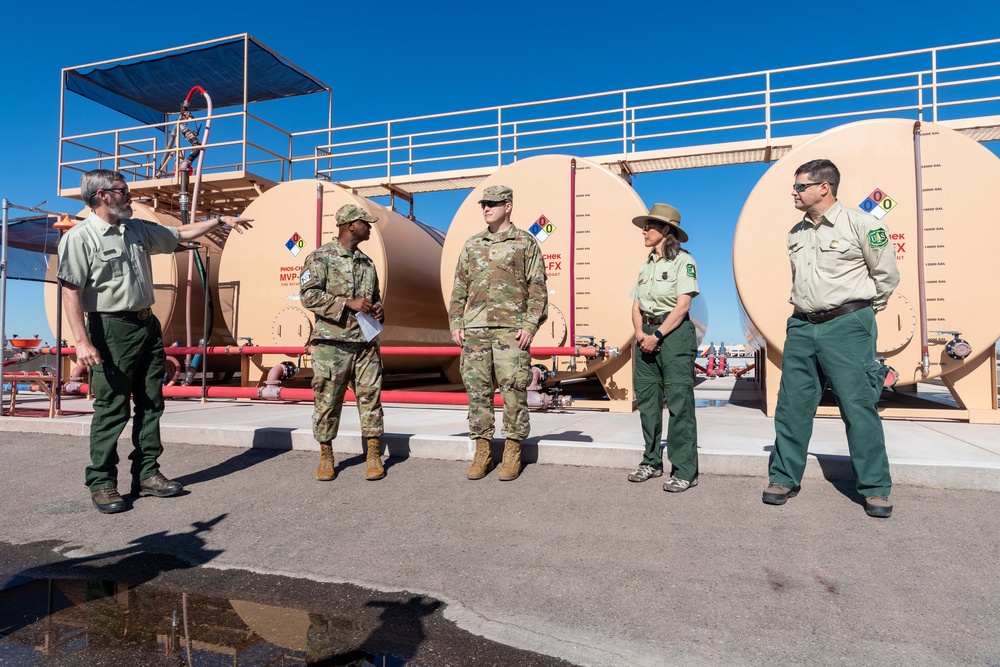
[336,203,379,226]
[631,203,687,243]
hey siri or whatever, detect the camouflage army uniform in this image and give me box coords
[300,239,383,443]
[449,224,547,440]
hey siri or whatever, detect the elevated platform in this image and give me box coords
[58,170,278,216]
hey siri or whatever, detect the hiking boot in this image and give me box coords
[762,482,798,505]
[132,473,183,498]
[365,437,386,481]
[91,487,125,514]
[497,439,522,481]
[628,464,663,483]
[864,495,893,518]
[467,438,494,480]
[663,476,698,493]
[316,443,336,481]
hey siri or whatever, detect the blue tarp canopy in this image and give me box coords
[65,35,329,126]
[4,216,61,283]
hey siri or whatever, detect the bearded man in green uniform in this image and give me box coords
[301,203,386,483]
[763,159,900,518]
[59,169,252,514]
[449,185,547,481]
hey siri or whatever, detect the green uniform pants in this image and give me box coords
[310,340,384,443]
[85,314,166,491]
[633,318,698,481]
[770,307,892,497]
[461,327,531,441]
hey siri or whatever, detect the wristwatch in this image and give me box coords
[653,330,664,343]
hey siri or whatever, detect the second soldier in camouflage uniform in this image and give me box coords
[449,185,547,481]
[301,203,386,482]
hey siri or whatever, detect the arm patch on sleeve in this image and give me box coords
[868,229,888,248]
[686,264,697,279]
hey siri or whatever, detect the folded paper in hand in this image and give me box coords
[355,312,382,341]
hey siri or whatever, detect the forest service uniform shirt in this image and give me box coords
[300,239,381,343]
[449,224,548,334]
[57,212,180,312]
[629,251,700,313]
[786,200,899,313]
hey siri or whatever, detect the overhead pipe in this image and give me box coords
[177,86,214,376]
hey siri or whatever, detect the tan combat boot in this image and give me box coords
[497,439,522,481]
[316,443,336,481]
[467,438,494,480]
[365,437,386,481]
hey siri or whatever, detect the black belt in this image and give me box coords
[793,300,870,324]
[641,311,689,325]
[92,308,153,322]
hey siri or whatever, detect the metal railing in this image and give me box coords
[59,39,1000,192]
[290,38,1000,183]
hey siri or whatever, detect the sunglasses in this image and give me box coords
[480,201,507,209]
[101,187,130,197]
[792,182,823,193]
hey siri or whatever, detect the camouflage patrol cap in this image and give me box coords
[336,203,379,226]
[477,185,514,204]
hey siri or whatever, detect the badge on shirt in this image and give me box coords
[868,229,888,248]
[829,240,839,249]
[300,269,311,284]
[685,264,696,279]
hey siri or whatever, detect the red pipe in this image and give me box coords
[74,384,504,406]
[316,182,323,250]
[44,345,599,358]
[569,158,577,345]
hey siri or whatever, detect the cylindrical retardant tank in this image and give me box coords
[216,179,455,384]
[45,202,237,363]
[440,155,707,406]
[734,119,1000,417]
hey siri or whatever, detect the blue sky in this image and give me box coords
[2,0,999,347]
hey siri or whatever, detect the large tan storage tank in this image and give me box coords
[44,202,235,353]
[216,179,455,384]
[734,119,1000,421]
[441,155,708,409]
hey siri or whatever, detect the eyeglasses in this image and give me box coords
[480,201,507,209]
[792,182,823,193]
[101,187,130,197]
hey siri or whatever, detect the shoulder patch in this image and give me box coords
[300,269,311,284]
[867,229,888,248]
[686,264,697,279]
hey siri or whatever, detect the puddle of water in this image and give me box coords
[695,399,731,407]
[0,577,404,665]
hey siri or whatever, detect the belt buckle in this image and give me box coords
[137,308,151,321]
[806,311,823,324]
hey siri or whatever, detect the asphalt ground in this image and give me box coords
[1,432,998,666]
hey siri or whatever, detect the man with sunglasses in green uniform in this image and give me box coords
[763,159,899,518]
[59,169,252,514]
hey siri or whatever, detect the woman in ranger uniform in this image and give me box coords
[627,203,700,493]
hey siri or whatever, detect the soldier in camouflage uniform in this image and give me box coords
[301,203,386,482]
[449,185,548,481]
